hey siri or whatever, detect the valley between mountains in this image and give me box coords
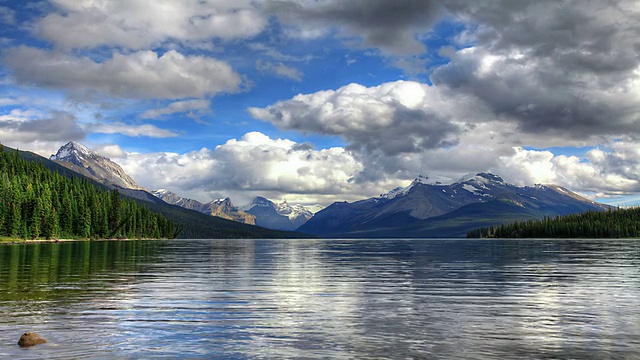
[48,141,610,238]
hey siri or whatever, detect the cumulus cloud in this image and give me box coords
[140,99,211,120]
[496,144,640,196]
[249,0,640,200]
[264,0,640,141]
[4,47,242,99]
[116,132,388,206]
[94,143,127,159]
[256,59,303,81]
[431,46,640,140]
[3,0,640,205]
[431,0,640,139]
[36,0,267,50]
[250,80,468,156]
[264,0,443,54]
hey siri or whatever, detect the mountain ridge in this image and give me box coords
[50,141,144,190]
[25,143,306,239]
[298,172,611,237]
[241,196,313,231]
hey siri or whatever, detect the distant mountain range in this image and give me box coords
[153,190,313,231]
[48,142,612,238]
[3,143,305,239]
[51,141,312,230]
[241,196,313,231]
[298,173,612,238]
[152,189,256,225]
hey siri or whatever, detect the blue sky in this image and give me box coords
[1,0,639,209]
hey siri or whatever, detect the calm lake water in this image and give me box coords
[0,239,639,359]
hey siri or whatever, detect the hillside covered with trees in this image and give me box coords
[0,145,175,240]
[468,207,640,238]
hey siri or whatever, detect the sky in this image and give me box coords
[1,0,640,210]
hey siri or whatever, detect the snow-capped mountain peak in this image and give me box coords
[50,141,98,165]
[241,196,274,210]
[276,200,313,221]
[456,172,506,186]
[382,174,450,199]
[241,196,314,231]
[50,141,143,190]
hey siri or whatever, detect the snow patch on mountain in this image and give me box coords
[276,200,314,221]
[51,141,143,190]
[381,174,454,199]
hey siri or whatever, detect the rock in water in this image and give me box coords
[18,332,47,347]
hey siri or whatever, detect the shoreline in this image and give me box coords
[0,237,164,245]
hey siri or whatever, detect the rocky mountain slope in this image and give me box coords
[241,196,313,231]
[152,189,207,212]
[298,173,611,237]
[152,189,256,225]
[51,142,253,225]
[50,141,164,203]
[203,198,256,225]
[50,141,143,190]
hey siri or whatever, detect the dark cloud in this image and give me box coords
[445,0,640,76]
[431,0,640,139]
[344,106,461,155]
[250,81,464,157]
[265,0,443,54]
[0,111,85,142]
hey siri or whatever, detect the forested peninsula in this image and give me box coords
[468,207,640,238]
[0,146,175,241]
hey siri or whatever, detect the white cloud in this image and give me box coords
[115,132,386,207]
[256,60,303,81]
[495,144,640,196]
[94,143,127,159]
[0,108,86,156]
[87,122,179,138]
[140,99,211,120]
[250,80,473,156]
[4,47,243,100]
[36,0,267,50]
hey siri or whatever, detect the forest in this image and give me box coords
[468,207,640,238]
[0,146,175,240]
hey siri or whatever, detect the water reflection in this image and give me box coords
[0,239,639,359]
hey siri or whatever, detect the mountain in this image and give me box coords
[298,172,612,238]
[202,198,256,225]
[29,143,304,239]
[51,141,143,190]
[152,189,207,212]
[49,141,163,204]
[152,190,256,225]
[241,196,314,231]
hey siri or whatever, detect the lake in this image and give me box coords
[1,239,639,359]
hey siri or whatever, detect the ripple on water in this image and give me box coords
[0,239,639,359]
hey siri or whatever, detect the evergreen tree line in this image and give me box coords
[468,207,640,238]
[0,146,175,240]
